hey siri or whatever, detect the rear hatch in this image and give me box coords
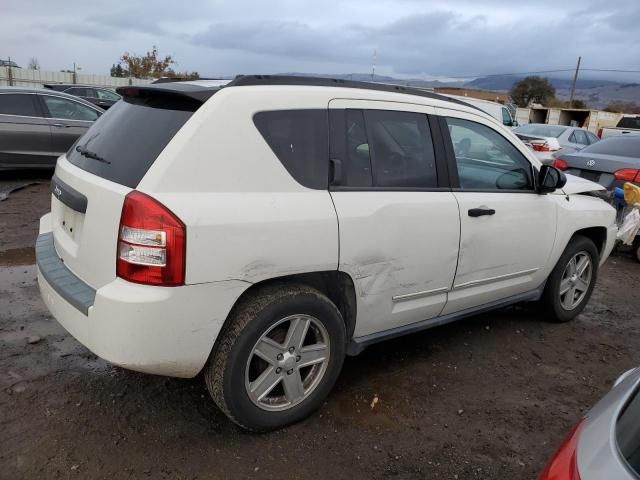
[50,85,213,289]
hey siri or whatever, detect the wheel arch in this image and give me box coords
[570,226,607,258]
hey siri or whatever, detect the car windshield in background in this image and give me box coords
[618,117,640,130]
[66,95,200,188]
[617,385,640,477]
[514,124,567,137]
[581,137,640,158]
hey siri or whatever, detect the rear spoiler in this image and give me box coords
[116,84,219,103]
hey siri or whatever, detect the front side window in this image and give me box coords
[41,96,99,121]
[0,93,39,117]
[253,110,329,189]
[501,107,513,126]
[446,117,533,191]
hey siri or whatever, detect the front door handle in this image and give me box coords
[51,123,70,128]
[468,208,496,217]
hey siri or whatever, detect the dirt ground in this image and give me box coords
[1,172,639,480]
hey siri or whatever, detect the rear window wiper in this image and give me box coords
[75,145,110,165]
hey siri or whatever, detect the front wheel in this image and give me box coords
[541,235,599,322]
[205,284,346,432]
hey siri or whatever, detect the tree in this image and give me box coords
[509,76,556,107]
[110,63,127,78]
[27,57,40,70]
[118,45,174,78]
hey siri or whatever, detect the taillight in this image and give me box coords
[117,191,186,286]
[532,143,553,152]
[552,158,569,171]
[538,419,585,480]
[614,168,640,182]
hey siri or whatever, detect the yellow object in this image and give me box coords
[624,182,640,205]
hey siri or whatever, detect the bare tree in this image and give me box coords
[27,57,40,70]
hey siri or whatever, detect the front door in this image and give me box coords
[436,108,557,315]
[328,99,460,338]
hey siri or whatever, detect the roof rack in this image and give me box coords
[227,74,477,110]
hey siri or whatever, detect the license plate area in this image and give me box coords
[579,170,601,182]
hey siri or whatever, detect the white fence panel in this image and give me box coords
[0,67,153,89]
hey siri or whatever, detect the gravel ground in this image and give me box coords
[1,172,639,480]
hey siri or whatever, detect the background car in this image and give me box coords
[43,83,121,109]
[513,123,600,163]
[551,136,640,190]
[0,87,103,169]
[538,367,640,480]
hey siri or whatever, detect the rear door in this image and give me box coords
[436,108,557,314]
[38,94,100,155]
[0,92,54,167]
[328,99,460,337]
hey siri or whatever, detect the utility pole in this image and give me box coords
[569,56,581,108]
[7,56,13,86]
[371,49,376,82]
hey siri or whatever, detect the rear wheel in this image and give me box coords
[205,284,346,432]
[541,236,599,322]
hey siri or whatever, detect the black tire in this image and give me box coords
[205,283,347,432]
[541,235,599,322]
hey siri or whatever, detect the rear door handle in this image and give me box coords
[468,208,496,217]
[52,123,70,128]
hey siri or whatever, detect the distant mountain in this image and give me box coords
[466,75,620,91]
[279,72,465,88]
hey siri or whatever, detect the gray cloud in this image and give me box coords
[1,0,639,80]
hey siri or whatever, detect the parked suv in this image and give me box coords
[43,83,121,109]
[37,76,617,431]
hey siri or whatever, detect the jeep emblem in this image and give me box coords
[53,185,62,197]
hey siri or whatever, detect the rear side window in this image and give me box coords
[42,96,99,121]
[501,107,512,126]
[0,93,39,116]
[67,95,198,188]
[569,130,589,145]
[618,116,640,129]
[253,110,328,190]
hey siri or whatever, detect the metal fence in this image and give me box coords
[0,67,153,89]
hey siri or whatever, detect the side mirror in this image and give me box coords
[538,165,567,194]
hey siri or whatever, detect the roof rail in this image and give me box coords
[227,74,477,110]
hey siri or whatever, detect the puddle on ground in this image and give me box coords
[0,247,35,266]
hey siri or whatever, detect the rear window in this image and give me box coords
[515,124,567,138]
[67,95,198,188]
[581,137,640,158]
[617,386,640,476]
[618,116,640,130]
[253,110,329,189]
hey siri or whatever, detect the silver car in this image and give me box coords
[513,123,600,164]
[539,367,640,479]
[0,87,103,169]
[552,136,640,190]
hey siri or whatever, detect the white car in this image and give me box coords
[37,76,617,431]
[443,94,517,128]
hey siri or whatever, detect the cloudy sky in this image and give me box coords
[2,0,639,80]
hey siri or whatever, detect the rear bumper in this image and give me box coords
[36,213,249,378]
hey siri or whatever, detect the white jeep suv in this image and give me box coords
[37,76,617,431]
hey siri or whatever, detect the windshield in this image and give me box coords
[514,124,567,138]
[617,384,640,477]
[581,137,640,158]
[66,95,200,188]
